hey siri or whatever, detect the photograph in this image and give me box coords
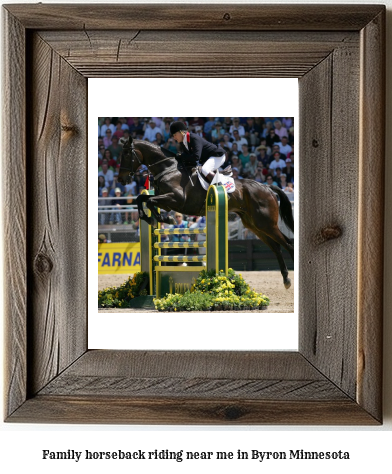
[97,116,295,315]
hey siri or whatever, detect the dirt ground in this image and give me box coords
[98,271,294,313]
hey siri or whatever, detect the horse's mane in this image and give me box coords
[134,139,164,154]
[134,139,176,159]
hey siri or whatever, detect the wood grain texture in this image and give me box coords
[2,9,27,419]
[38,30,358,78]
[2,4,385,425]
[357,9,385,422]
[27,33,87,396]
[299,41,360,399]
[54,350,326,379]
[7,351,378,424]
[4,4,384,31]
[10,396,378,425]
[37,351,347,400]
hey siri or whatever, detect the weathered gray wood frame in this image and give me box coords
[2,4,385,424]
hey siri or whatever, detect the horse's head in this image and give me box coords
[118,137,143,185]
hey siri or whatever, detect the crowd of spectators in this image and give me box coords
[98,117,294,227]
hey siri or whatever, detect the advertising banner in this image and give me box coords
[98,242,141,274]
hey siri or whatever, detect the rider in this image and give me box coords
[170,121,228,185]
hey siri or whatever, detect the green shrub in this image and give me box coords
[98,271,149,308]
[153,268,270,312]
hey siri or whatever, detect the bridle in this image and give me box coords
[120,142,142,178]
[121,140,175,181]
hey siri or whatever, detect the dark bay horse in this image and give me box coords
[118,137,294,289]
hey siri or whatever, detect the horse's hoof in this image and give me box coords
[167,216,176,225]
[284,278,291,289]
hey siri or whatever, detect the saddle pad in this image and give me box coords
[196,170,236,193]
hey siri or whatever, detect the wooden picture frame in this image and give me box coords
[3,4,385,424]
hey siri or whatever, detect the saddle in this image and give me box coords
[197,165,233,184]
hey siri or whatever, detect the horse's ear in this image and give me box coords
[119,136,133,147]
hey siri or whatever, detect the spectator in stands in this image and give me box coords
[162,120,172,141]
[143,119,163,142]
[100,117,115,137]
[239,143,251,167]
[279,173,288,190]
[193,216,207,259]
[124,190,139,225]
[98,188,110,225]
[277,136,292,157]
[109,172,125,196]
[230,142,239,156]
[232,167,243,180]
[98,234,107,244]
[230,155,243,176]
[104,128,114,148]
[122,129,130,144]
[266,127,281,149]
[113,122,124,140]
[102,149,117,169]
[282,117,293,129]
[162,137,179,155]
[172,213,189,241]
[283,158,294,183]
[222,133,232,149]
[229,118,245,137]
[98,158,114,188]
[188,117,205,131]
[222,117,233,131]
[268,152,287,176]
[194,125,204,138]
[108,135,123,162]
[119,117,129,131]
[275,168,284,187]
[243,153,258,179]
[261,120,273,139]
[98,175,106,196]
[134,165,149,189]
[284,182,294,194]
[98,142,105,160]
[110,187,124,225]
[244,117,261,148]
[155,132,165,147]
[171,212,189,264]
[129,117,145,137]
[274,119,288,140]
[256,145,270,168]
[124,176,139,196]
[288,126,295,144]
[270,144,286,163]
[211,121,224,143]
[254,163,266,183]
[151,117,163,128]
[266,174,278,186]
[232,129,248,150]
[203,117,216,139]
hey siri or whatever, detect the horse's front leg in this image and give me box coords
[146,192,183,225]
[135,194,154,225]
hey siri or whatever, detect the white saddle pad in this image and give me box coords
[196,170,236,193]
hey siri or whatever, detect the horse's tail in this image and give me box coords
[269,185,294,233]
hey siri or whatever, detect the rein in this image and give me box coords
[122,142,176,179]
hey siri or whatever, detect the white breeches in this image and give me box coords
[201,154,226,184]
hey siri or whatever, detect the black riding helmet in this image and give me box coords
[170,121,187,135]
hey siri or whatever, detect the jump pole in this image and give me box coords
[140,185,228,298]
